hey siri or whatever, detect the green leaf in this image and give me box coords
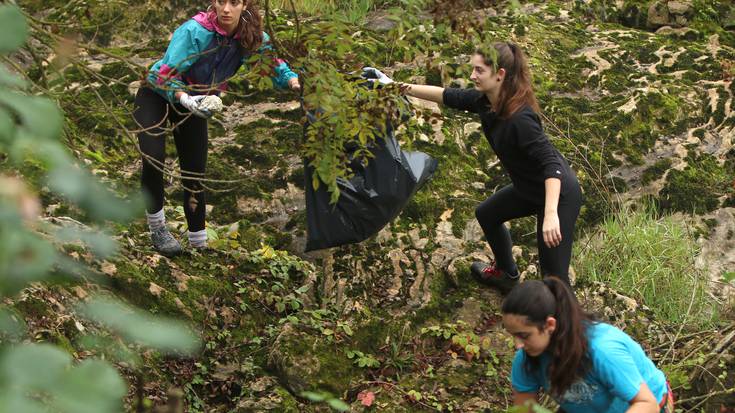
[0,109,15,144]
[78,297,200,355]
[0,93,62,141]
[45,162,140,223]
[0,345,128,413]
[0,307,26,339]
[300,391,327,402]
[0,6,28,54]
[0,393,46,413]
[55,227,118,259]
[0,344,71,390]
[0,66,26,89]
[327,398,350,411]
[0,228,57,296]
[77,334,141,367]
[722,271,735,283]
[407,389,422,401]
[206,227,219,241]
[53,360,127,413]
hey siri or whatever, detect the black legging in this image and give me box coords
[133,87,208,232]
[475,181,582,285]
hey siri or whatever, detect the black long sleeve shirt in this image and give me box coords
[443,87,575,203]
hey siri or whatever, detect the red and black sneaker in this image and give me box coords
[470,261,519,295]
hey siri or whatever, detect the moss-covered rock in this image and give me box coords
[267,323,360,395]
[659,153,731,213]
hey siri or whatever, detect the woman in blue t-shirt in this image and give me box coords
[503,277,674,413]
[134,0,300,256]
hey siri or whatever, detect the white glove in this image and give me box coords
[178,93,211,118]
[361,67,394,85]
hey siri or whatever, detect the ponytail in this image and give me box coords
[502,277,595,397]
[475,42,540,119]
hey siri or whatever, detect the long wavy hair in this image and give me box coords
[501,277,596,398]
[235,0,263,52]
[475,41,540,119]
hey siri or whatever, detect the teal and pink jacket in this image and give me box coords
[146,11,298,103]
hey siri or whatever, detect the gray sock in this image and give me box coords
[188,229,207,248]
[146,208,166,232]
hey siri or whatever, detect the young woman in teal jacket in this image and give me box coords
[134,0,300,256]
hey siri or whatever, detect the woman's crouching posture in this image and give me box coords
[503,277,674,413]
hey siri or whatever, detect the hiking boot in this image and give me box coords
[470,261,519,295]
[151,227,182,257]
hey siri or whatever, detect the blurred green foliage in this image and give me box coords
[0,5,200,412]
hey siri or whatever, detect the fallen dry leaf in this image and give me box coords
[144,254,161,268]
[171,268,191,292]
[72,286,88,299]
[100,261,117,276]
[174,298,193,318]
[74,320,85,332]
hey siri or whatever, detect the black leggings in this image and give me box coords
[475,182,582,285]
[133,87,208,232]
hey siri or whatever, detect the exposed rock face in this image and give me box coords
[696,208,735,298]
[648,0,694,28]
[647,1,671,28]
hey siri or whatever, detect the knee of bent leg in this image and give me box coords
[475,202,500,225]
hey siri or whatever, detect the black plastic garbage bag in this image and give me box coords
[303,85,438,252]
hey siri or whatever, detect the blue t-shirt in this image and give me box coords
[511,323,667,413]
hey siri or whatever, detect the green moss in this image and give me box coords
[660,153,730,213]
[209,120,226,139]
[15,296,50,318]
[271,329,361,395]
[350,317,395,352]
[620,1,649,29]
[265,108,303,123]
[438,362,485,392]
[51,331,76,354]
[273,124,303,142]
[274,386,300,411]
[641,158,672,185]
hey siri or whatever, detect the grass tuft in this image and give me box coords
[575,203,717,327]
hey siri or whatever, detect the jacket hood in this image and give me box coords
[192,10,241,38]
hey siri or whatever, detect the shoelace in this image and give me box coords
[481,263,504,279]
[154,229,176,243]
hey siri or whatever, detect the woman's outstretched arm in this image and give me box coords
[401,83,445,104]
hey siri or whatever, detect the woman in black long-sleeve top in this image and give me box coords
[364,42,582,293]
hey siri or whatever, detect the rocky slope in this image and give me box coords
[7,0,735,411]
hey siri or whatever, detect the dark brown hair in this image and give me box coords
[235,0,264,52]
[475,42,540,119]
[501,277,595,398]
